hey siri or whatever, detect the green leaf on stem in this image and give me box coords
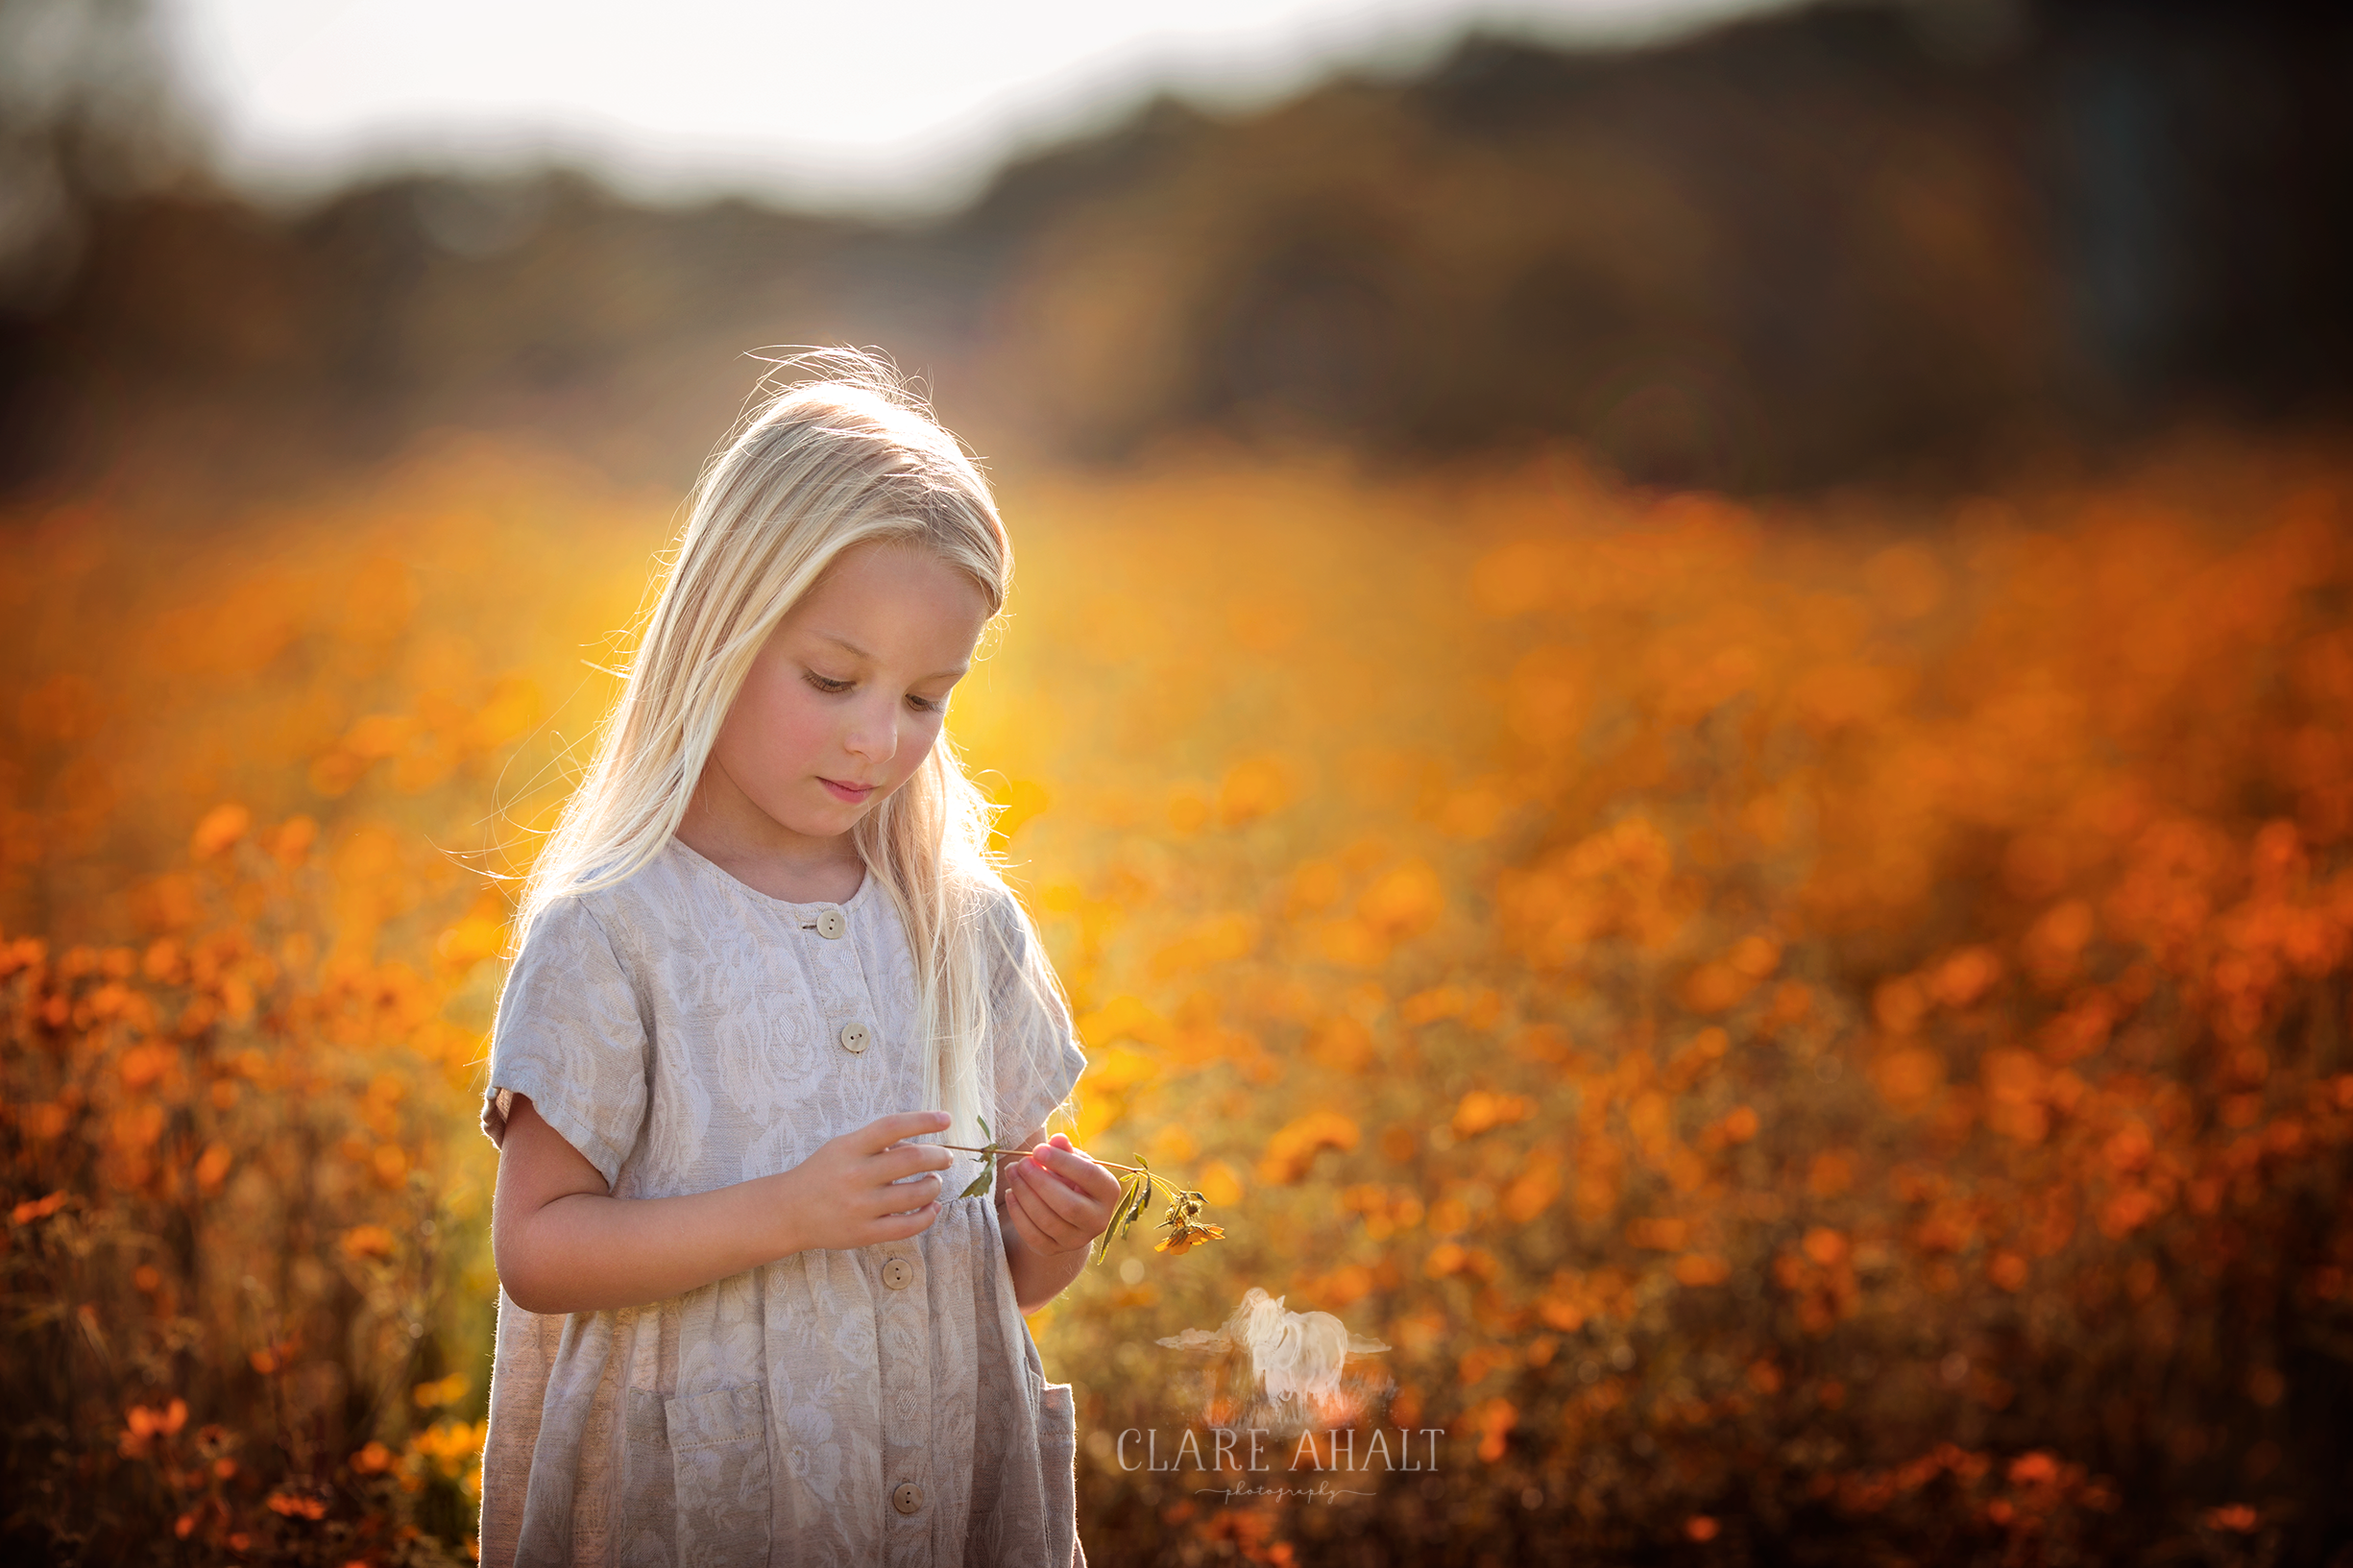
[959,1118,1001,1199]
[1093,1169,1149,1265]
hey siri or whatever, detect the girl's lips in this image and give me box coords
[821,778,876,804]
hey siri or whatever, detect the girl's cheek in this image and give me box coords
[896,717,945,779]
[766,699,837,769]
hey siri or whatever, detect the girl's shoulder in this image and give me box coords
[513,842,698,963]
[958,870,1035,949]
[958,873,1067,1001]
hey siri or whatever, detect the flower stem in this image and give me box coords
[934,1141,1152,1176]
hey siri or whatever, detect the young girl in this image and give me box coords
[475,350,1124,1567]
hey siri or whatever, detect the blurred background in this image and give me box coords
[4,0,2352,1562]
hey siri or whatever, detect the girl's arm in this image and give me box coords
[999,1132,1127,1314]
[492,1095,956,1315]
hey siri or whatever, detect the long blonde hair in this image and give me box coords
[508,349,1066,1188]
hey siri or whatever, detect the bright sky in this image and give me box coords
[157,0,1795,215]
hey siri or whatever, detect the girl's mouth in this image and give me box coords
[821,777,877,804]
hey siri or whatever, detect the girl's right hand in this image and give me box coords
[783,1111,956,1251]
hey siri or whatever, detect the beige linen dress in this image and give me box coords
[475,835,1090,1567]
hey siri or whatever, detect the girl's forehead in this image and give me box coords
[772,544,993,659]
[806,540,988,606]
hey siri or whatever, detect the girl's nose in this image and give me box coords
[841,694,900,765]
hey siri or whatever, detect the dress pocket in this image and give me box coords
[1038,1381,1084,1567]
[666,1383,773,1568]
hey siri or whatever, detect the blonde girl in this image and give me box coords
[476,350,1122,1566]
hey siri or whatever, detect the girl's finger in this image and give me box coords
[874,1171,942,1214]
[885,1200,940,1237]
[1005,1181,1041,1248]
[1013,1157,1090,1230]
[1029,1144,1119,1201]
[863,1110,952,1151]
[1009,1178,1076,1251]
[880,1142,953,1179]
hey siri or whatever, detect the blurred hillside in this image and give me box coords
[2,0,2350,504]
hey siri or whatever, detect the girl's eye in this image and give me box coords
[806,670,945,712]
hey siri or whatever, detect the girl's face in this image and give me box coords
[703,540,993,853]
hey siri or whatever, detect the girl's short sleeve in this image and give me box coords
[480,895,648,1190]
[984,889,1089,1147]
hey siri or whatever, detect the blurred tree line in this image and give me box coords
[0,0,2348,504]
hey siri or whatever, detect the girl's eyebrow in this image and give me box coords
[816,633,970,682]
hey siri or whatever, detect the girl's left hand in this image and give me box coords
[1004,1135,1126,1260]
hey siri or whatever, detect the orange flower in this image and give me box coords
[1257,1111,1359,1186]
[10,1192,67,1225]
[340,1225,396,1260]
[117,1398,187,1458]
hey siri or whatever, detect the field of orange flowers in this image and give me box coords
[5,428,2351,1565]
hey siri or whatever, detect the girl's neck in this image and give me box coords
[674,795,864,906]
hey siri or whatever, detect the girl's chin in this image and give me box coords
[754,795,877,840]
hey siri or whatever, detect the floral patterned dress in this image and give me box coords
[475,836,1089,1567]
